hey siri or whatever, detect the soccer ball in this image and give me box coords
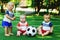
[26,26,37,36]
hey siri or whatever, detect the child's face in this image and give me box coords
[44,15,50,22]
[8,3,14,10]
[20,17,26,22]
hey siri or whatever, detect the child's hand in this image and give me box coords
[11,17,16,20]
[37,25,42,30]
[42,34,44,36]
[17,27,21,30]
[11,18,14,20]
[13,17,16,19]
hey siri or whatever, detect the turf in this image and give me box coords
[0,13,60,40]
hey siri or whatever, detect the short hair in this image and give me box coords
[20,15,26,18]
[44,14,50,18]
[7,2,14,6]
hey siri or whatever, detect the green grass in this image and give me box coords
[0,13,60,40]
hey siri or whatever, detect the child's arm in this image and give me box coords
[17,22,21,30]
[5,11,14,20]
[37,22,43,30]
[17,26,21,30]
[37,25,42,30]
[50,27,53,33]
[49,22,53,33]
[26,22,29,27]
[6,14,13,20]
[12,16,16,20]
[6,14,15,20]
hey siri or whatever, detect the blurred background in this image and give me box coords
[0,0,60,15]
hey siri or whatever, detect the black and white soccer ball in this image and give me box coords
[26,26,37,36]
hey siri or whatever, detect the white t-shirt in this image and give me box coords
[17,22,28,30]
[42,21,53,30]
[3,10,14,23]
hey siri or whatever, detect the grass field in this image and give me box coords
[0,13,60,40]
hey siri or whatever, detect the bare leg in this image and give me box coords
[9,27,14,35]
[38,28,42,35]
[37,26,42,35]
[5,27,10,36]
[42,31,50,36]
[9,27,12,33]
[17,31,21,36]
[23,32,26,35]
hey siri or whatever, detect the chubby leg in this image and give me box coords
[23,31,26,35]
[42,31,50,36]
[5,27,10,36]
[37,26,42,35]
[17,31,21,36]
[38,28,42,35]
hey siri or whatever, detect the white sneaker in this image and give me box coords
[5,34,10,36]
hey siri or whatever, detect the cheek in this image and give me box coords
[23,19,25,21]
[8,6,11,9]
[20,19,22,21]
[11,7,13,9]
[44,19,46,20]
[12,6,14,8]
[10,6,12,8]
[10,6,14,9]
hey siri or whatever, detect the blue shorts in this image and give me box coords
[2,21,12,27]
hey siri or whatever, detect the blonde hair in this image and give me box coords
[20,15,26,18]
[6,2,14,10]
[7,2,14,5]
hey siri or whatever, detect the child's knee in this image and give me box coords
[23,32,26,35]
[38,29,42,35]
[17,31,20,35]
[42,31,50,36]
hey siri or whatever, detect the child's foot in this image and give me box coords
[38,32,42,35]
[17,34,20,36]
[9,33,14,36]
[23,33,26,35]
[42,34,44,37]
[5,34,10,36]
[17,31,21,36]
